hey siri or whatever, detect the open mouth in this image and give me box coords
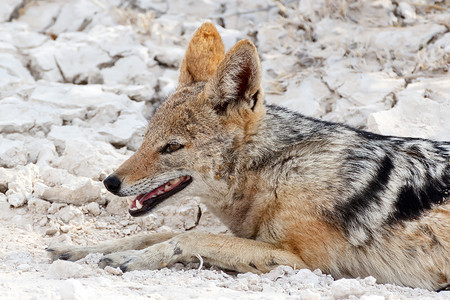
[128,175,192,217]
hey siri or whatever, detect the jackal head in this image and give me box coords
[103,23,264,216]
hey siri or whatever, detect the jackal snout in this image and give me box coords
[103,174,121,195]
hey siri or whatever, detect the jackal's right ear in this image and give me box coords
[205,39,263,116]
[178,23,225,85]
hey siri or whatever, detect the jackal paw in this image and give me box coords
[99,243,179,272]
[46,245,90,262]
[98,250,147,272]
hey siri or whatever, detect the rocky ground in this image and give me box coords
[0,0,449,299]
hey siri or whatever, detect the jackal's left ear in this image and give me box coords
[205,39,263,115]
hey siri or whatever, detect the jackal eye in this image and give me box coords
[161,143,184,154]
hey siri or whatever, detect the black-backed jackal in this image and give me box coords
[48,23,449,291]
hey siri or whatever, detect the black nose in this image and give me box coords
[103,175,121,194]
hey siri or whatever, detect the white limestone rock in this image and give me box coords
[26,24,155,85]
[397,2,417,25]
[257,23,290,53]
[1,134,58,168]
[47,125,104,151]
[97,110,147,151]
[27,138,58,167]
[86,202,101,216]
[331,278,365,299]
[0,53,34,98]
[34,167,104,205]
[55,205,83,224]
[46,260,84,279]
[368,77,450,141]
[0,137,27,167]
[270,75,331,118]
[55,139,130,180]
[37,179,103,206]
[315,18,446,53]
[27,197,52,214]
[0,0,21,22]
[29,81,129,110]
[6,191,27,208]
[0,164,39,207]
[0,22,49,49]
[323,68,404,128]
[105,194,128,215]
[18,0,117,34]
[101,84,155,103]
[0,96,63,134]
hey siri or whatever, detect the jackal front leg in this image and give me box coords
[46,232,178,262]
[98,232,307,273]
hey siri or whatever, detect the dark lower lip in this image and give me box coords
[128,177,193,217]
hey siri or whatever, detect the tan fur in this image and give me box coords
[48,23,449,291]
[179,22,224,84]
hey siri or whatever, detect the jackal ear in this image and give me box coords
[178,23,225,85]
[205,39,263,115]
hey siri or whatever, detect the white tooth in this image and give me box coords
[127,198,133,206]
[170,178,179,185]
[164,184,171,192]
[157,189,164,195]
[136,201,143,209]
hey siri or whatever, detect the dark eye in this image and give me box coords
[161,143,184,154]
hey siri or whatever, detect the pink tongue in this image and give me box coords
[130,177,189,210]
[131,185,166,209]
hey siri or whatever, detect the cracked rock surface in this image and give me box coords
[0,0,449,299]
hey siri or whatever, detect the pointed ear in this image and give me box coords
[178,23,225,85]
[205,39,263,115]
